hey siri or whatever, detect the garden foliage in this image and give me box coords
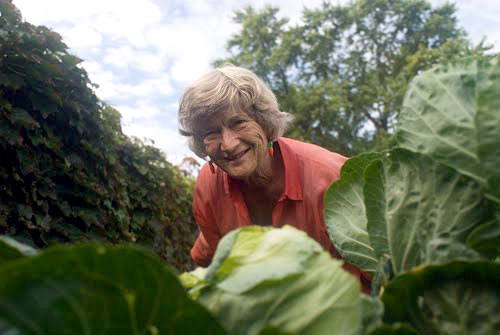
[0,0,197,271]
[180,56,500,334]
[0,237,225,335]
[180,226,361,335]
[0,1,499,334]
[324,56,500,333]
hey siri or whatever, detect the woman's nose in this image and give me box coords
[220,127,240,152]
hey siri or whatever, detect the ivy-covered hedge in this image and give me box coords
[0,0,197,271]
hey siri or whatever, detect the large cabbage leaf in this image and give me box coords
[395,56,500,204]
[368,323,418,335]
[364,149,486,275]
[381,260,500,335]
[324,153,381,273]
[466,220,500,258]
[183,225,362,335]
[0,244,226,335]
[476,57,500,203]
[0,236,37,265]
[360,295,384,334]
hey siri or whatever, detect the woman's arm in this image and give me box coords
[190,163,221,266]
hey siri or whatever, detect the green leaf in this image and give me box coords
[0,236,37,265]
[0,122,21,145]
[363,159,389,261]
[17,204,33,220]
[0,72,25,90]
[396,57,481,181]
[186,225,362,335]
[381,261,500,335]
[424,238,482,263]
[29,92,59,119]
[364,149,486,275]
[466,220,500,258]
[368,323,418,335]
[10,108,39,130]
[324,152,381,273]
[476,56,500,203]
[360,295,383,334]
[61,54,83,65]
[370,255,393,296]
[0,244,226,335]
[396,57,500,204]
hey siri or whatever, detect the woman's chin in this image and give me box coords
[225,160,257,179]
[226,166,253,179]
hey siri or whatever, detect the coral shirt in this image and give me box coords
[191,137,371,292]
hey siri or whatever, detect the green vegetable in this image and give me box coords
[0,243,225,335]
[466,220,500,258]
[381,261,500,334]
[182,225,362,335]
[364,148,486,275]
[324,153,381,273]
[324,56,500,334]
[396,57,500,204]
[0,236,37,265]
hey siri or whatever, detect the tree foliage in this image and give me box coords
[0,0,197,271]
[218,0,493,155]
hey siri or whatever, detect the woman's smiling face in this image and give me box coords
[201,109,269,179]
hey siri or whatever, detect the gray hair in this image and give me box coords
[178,65,293,158]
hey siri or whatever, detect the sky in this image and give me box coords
[11,0,500,166]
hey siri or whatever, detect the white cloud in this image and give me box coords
[170,58,213,84]
[168,102,180,110]
[130,75,174,97]
[64,25,103,48]
[15,0,162,29]
[100,45,168,73]
[116,102,161,123]
[122,120,194,164]
[14,0,164,62]
[100,76,174,101]
[102,46,134,68]
[431,0,500,52]
[126,32,149,49]
[147,14,238,83]
[81,61,173,101]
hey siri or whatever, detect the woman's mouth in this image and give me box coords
[225,148,250,161]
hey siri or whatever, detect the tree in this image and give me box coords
[218,0,493,156]
[0,0,197,271]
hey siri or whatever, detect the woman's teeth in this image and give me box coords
[227,148,248,161]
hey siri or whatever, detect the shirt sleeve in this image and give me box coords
[190,164,221,267]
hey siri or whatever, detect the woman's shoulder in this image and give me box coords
[278,138,346,200]
[195,162,225,197]
[278,137,347,173]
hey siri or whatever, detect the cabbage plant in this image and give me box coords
[0,238,225,335]
[180,225,362,335]
[324,56,500,334]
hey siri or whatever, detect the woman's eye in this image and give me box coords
[203,131,219,141]
[233,120,246,128]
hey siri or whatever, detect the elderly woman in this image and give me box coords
[178,65,370,290]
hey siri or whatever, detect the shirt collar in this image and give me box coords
[222,137,303,200]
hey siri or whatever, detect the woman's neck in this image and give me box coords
[242,145,284,200]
